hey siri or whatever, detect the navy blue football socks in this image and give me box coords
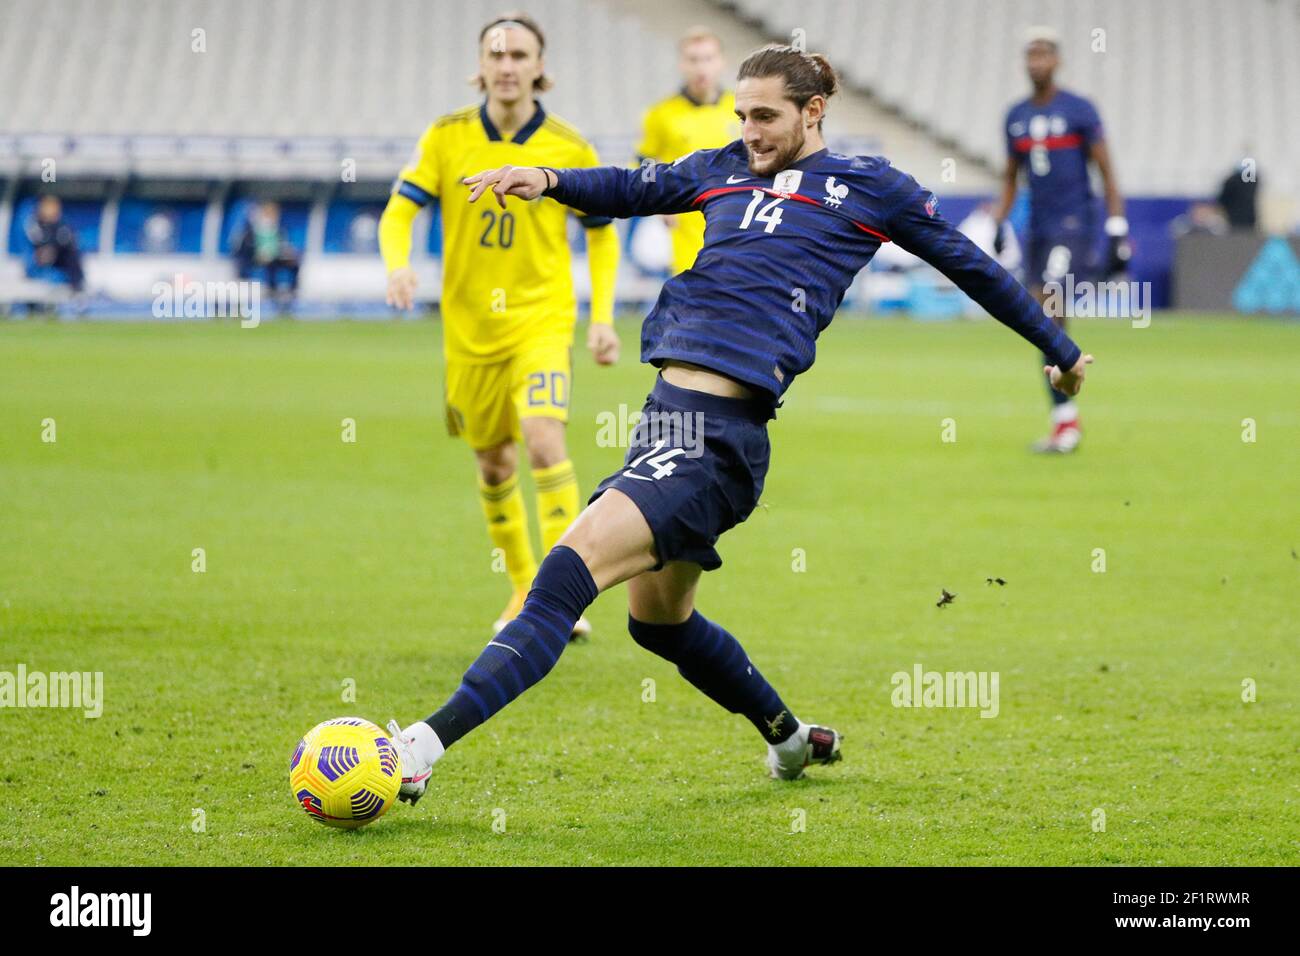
[426,545,597,748]
[424,546,797,750]
[628,611,799,745]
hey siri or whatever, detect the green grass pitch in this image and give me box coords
[1,313,1296,865]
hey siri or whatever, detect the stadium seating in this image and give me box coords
[0,0,686,153]
[5,0,1296,194]
[0,0,724,309]
[727,0,1300,199]
[1,0,1294,312]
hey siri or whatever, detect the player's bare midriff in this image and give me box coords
[660,359,759,400]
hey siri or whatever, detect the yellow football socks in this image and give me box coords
[478,473,538,595]
[532,459,580,556]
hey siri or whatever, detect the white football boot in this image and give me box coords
[386,719,437,806]
[766,722,843,780]
[1031,419,1082,454]
[1032,403,1082,454]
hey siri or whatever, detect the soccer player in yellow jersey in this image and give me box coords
[379,12,620,638]
[635,27,740,276]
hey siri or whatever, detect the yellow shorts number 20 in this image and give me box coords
[444,340,571,451]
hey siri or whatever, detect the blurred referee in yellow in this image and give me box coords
[380,11,620,639]
[635,27,739,276]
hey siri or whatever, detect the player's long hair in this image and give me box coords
[737,44,838,129]
[473,12,555,94]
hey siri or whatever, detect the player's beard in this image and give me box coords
[748,125,805,176]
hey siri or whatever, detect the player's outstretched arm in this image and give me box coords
[464,165,552,207]
[885,181,1092,396]
[464,154,706,219]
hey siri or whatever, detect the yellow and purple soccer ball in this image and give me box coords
[289,717,401,829]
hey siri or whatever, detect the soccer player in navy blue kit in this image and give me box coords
[385,45,1093,797]
[993,27,1127,453]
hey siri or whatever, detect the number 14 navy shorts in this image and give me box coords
[588,374,776,572]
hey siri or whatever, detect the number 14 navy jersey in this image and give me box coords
[545,140,1081,401]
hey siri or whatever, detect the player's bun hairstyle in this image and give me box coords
[473,11,554,93]
[736,45,838,128]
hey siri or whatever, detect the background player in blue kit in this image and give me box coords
[385,45,1094,799]
[993,27,1128,454]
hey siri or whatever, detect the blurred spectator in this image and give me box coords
[957,201,1023,273]
[1170,201,1230,238]
[24,195,86,292]
[1217,162,1258,231]
[233,201,299,304]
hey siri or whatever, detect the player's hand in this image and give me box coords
[992,220,1006,256]
[587,321,620,365]
[464,165,550,208]
[1105,235,1133,277]
[386,267,418,311]
[1044,353,1094,397]
[1104,215,1132,278]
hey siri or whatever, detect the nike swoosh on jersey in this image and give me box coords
[726,174,750,183]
